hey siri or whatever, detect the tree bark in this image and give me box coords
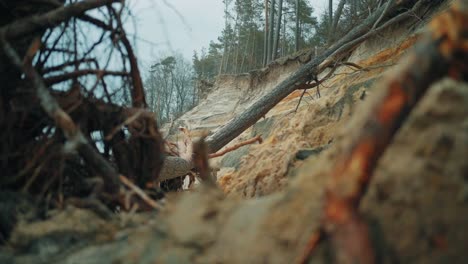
[295,0,300,52]
[330,0,347,43]
[0,0,118,41]
[263,0,269,66]
[267,0,275,63]
[272,0,283,60]
[329,0,333,33]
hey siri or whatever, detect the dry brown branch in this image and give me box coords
[0,0,120,41]
[341,61,368,71]
[299,2,468,262]
[296,60,340,91]
[319,0,428,70]
[208,135,263,159]
[41,58,97,74]
[297,230,323,264]
[109,6,147,108]
[44,69,129,85]
[79,7,148,108]
[119,175,163,210]
[78,13,112,29]
[372,0,396,29]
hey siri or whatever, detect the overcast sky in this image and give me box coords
[126,0,328,69]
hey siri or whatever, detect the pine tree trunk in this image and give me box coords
[263,0,269,66]
[330,0,346,43]
[272,0,283,60]
[295,0,300,52]
[267,0,275,63]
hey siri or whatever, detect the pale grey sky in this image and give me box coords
[126,0,328,68]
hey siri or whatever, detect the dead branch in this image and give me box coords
[119,175,163,210]
[41,58,97,74]
[372,0,396,30]
[341,62,368,71]
[104,109,144,141]
[0,37,121,194]
[300,2,468,262]
[109,6,147,108]
[44,69,129,85]
[208,135,263,159]
[319,0,428,70]
[0,0,120,41]
[296,59,341,91]
[297,230,323,264]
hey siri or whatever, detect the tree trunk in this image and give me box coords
[282,10,287,56]
[330,0,347,43]
[263,0,269,66]
[272,0,283,60]
[329,0,333,32]
[267,0,275,63]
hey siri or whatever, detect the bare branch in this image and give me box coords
[0,37,121,194]
[0,0,121,41]
[41,58,97,74]
[208,135,263,159]
[44,69,129,85]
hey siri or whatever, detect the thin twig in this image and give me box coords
[119,175,164,210]
[0,0,120,40]
[294,89,308,113]
[44,69,129,85]
[208,135,263,159]
[297,230,323,264]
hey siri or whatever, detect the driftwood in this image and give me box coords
[206,0,433,153]
[0,0,118,41]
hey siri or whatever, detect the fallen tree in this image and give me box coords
[206,0,438,153]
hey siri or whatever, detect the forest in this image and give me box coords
[147,0,385,125]
[1,0,467,263]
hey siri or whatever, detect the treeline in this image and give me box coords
[145,0,388,125]
[193,0,388,79]
[144,54,197,124]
